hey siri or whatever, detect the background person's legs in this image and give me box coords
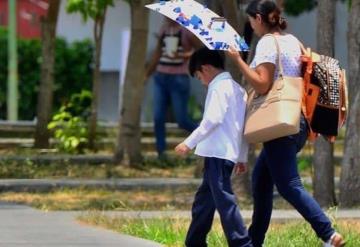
[153,72,171,156]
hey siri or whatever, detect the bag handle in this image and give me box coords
[264,34,284,78]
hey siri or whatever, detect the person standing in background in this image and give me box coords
[146,17,202,159]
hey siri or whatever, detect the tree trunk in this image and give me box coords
[114,0,151,166]
[204,0,222,14]
[339,1,360,207]
[218,0,253,197]
[312,0,337,208]
[34,0,61,148]
[220,0,246,85]
[88,10,107,149]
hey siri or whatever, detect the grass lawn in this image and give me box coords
[78,213,360,247]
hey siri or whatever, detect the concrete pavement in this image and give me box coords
[0,202,162,247]
[1,200,359,247]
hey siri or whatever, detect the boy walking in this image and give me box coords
[175,47,252,247]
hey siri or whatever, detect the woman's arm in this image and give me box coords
[227,48,275,95]
[145,37,162,80]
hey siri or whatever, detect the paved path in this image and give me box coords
[0,202,162,247]
[99,209,360,221]
[1,200,359,247]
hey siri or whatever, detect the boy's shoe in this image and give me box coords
[323,232,346,247]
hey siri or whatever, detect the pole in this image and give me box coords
[7,0,18,121]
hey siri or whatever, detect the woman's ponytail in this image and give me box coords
[246,0,287,30]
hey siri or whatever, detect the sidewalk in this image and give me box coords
[1,202,359,247]
[1,200,359,247]
[99,209,360,221]
[0,201,162,247]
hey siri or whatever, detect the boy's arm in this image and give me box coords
[183,89,228,150]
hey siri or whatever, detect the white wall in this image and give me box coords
[56,0,130,72]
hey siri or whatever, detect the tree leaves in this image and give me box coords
[66,0,114,21]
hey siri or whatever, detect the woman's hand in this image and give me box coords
[226,46,243,63]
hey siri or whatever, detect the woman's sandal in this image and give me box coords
[324,232,346,247]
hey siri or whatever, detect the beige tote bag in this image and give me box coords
[244,35,304,144]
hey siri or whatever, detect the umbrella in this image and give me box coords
[145,0,249,51]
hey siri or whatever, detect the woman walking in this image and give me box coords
[227,1,345,246]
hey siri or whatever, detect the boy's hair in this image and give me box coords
[189,47,225,77]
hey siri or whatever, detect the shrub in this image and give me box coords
[0,27,93,120]
[47,90,92,153]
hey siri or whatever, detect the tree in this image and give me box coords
[67,0,114,149]
[339,0,360,207]
[312,0,337,208]
[114,0,152,166]
[204,0,253,196]
[34,0,61,148]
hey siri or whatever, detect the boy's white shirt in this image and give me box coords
[184,72,249,163]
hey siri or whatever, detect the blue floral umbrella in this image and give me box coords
[146,0,249,51]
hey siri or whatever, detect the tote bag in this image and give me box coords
[244,35,304,143]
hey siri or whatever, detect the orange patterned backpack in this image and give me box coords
[300,47,348,142]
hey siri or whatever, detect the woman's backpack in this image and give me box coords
[301,48,348,142]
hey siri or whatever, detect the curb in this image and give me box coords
[0,178,201,192]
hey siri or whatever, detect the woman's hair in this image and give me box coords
[246,0,287,30]
[188,47,225,77]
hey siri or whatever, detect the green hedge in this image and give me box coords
[0,28,93,120]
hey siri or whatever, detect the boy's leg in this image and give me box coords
[186,158,216,247]
[153,72,170,156]
[170,74,198,132]
[206,157,252,247]
[263,119,335,242]
[248,150,274,247]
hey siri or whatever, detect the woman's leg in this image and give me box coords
[248,150,274,247]
[264,119,335,242]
